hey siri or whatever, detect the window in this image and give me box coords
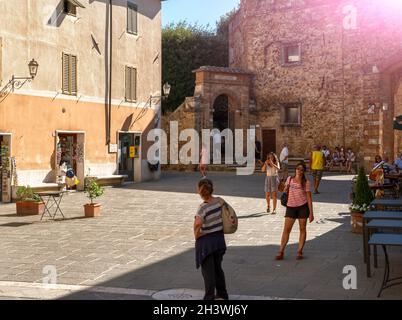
[63,0,85,16]
[127,2,138,35]
[64,0,77,16]
[0,37,2,86]
[281,103,301,125]
[62,53,77,95]
[125,66,137,102]
[281,43,301,65]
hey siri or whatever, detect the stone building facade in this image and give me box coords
[228,0,402,165]
[165,0,402,170]
[0,0,163,202]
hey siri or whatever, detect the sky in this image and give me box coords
[162,0,241,29]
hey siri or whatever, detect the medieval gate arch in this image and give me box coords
[192,66,254,132]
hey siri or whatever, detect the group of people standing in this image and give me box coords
[194,142,315,300]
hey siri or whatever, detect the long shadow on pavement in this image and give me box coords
[59,214,402,300]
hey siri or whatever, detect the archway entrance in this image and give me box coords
[213,94,229,131]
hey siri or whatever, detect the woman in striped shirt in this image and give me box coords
[194,178,228,300]
[275,162,314,260]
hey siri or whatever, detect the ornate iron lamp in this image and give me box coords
[0,59,39,102]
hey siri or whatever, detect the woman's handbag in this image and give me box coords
[280,192,288,207]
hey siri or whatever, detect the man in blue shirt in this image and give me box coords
[394,153,402,171]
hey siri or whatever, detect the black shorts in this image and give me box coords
[285,203,310,219]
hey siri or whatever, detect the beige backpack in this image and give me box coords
[218,198,238,234]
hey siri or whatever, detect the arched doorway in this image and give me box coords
[213,94,229,131]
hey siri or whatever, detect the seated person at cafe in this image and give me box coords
[383,156,396,174]
[330,147,342,170]
[394,153,402,171]
[372,155,384,170]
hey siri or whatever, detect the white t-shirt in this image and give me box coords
[279,147,289,163]
[213,132,221,145]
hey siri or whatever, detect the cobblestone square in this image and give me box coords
[0,172,401,300]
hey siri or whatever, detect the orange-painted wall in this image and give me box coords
[0,93,155,171]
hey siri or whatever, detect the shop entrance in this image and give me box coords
[55,131,85,190]
[0,134,12,203]
[262,129,276,161]
[118,132,136,181]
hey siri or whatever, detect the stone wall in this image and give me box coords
[229,0,402,166]
[161,97,199,171]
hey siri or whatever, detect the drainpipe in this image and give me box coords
[107,0,113,145]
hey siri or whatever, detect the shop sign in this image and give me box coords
[129,146,135,158]
[109,143,118,153]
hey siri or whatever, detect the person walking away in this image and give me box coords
[310,145,324,194]
[199,144,209,178]
[194,179,228,300]
[279,143,289,179]
[261,152,280,214]
[275,162,314,260]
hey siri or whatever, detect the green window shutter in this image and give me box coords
[125,66,131,101]
[70,55,77,95]
[127,2,138,34]
[132,4,138,34]
[131,68,137,101]
[62,53,70,94]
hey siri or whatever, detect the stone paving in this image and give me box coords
[0,171,401,300]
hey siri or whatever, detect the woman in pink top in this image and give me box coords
[276,162,314,260]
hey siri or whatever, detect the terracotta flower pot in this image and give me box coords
[16,201,45,216]
[84,203,101,217]
[350,211,364,234]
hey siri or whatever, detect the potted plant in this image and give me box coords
[349,166,374,234]
[83,177,104,217]
[16,186,45,215]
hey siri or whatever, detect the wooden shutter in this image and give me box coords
[127,2,138,34]
[125,66,131,101]
[62,53,77,95]
[0,37,2,86]
[131,68,137,101]
[62,53,69,94]
[70,55,77,95]
[125,67,137,102]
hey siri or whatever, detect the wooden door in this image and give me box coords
[262,129,276,161]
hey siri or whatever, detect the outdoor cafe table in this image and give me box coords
[369,183,397,198]
[371,199,402,211]
[36,191,66,220]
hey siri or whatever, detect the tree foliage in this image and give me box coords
[162,9,238,113]
[353,166,374,207]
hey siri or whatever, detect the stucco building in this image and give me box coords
[0,0,163,202]
[166,0,402,169]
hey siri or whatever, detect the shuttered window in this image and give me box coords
[127,2,138,35]
[62,53,77,95]
[125,66,137,102]
[0,37,2,86]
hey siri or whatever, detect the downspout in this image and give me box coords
[108,0,113,145]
